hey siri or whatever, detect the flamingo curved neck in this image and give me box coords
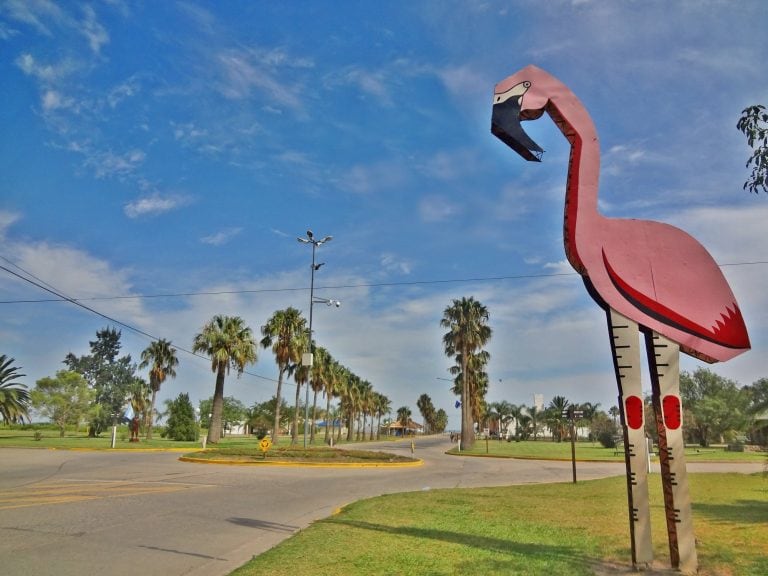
[541,85,601,274]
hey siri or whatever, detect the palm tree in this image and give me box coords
[547,395,571,442]
[0,355,30,424]
[358,380,373,441]
[139,338,179,440]
[260,307,306,442]
[528,404,542,440]
[441,297,492,449]
[192,315,257,444]
[323,358,341,444]
[343,374,362,441]
[373,392,391,440]
[288,352,309,445]
[417,393,436,435]
[397,405,412,437]
[495,400,515,438]
[127,378,151,441]
[309,346,328,443]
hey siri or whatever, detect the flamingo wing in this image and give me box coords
[591,219,750,361]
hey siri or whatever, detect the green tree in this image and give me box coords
[372,392,391,440]
[433,408,448,433]
[260,307,306,442]
[417,393,436,435]
[397,405,412,436]
[0,355,31,424]
[680,368,750,447]
[139,338,179,440]
[546,396,571,442]
[198,396,247,437]
[737,104,768,194]
[247,396,291,438]
[163,393,198,441]
[192,315,257,444]
[128,378,151,438]
[441,297,492,449]
[31,370,92,437]
[64,327,136,435]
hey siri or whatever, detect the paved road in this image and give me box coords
[0,438,761,576]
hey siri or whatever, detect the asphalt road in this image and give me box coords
[0,438,761,576]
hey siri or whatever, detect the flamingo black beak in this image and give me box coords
[491,93,544,162]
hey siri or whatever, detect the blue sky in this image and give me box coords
[2,1,766,431]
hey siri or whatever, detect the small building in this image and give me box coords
[382,419,423,437]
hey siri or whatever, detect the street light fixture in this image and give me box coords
[297,229,334,448]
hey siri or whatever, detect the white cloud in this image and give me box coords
[1,0,67,36]
[124,194,190,218]
[380,253,413,275]
[419,195,460,222]
[87,149,145,179]
[337,161,408,195]
[200,227,243,246]
[0,210,21,238]
[80,5,108,55]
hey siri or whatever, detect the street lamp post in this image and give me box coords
[297,230,333,448]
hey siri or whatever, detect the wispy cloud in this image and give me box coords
[80,5,108,55]
[200,227,243,246]
[124,194,191,218]
[87,149,145,179]
[419,195,460,222]
[0,210,21,238]
[380,253,413,275]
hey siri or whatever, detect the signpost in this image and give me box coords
[562,407,584,483]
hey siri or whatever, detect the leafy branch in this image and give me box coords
[737,104,768,194]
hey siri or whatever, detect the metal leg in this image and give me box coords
[645,331,698,574]
[607,309,653,568]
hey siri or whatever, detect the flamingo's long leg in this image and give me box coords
[645,331,698,574]
[607,309,653,567]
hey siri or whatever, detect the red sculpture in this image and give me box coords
[491,65,750,573]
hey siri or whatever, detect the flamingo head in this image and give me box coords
[491,65,549,162]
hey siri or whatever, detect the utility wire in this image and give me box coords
[3,259,765,304]
[0,262,278,384]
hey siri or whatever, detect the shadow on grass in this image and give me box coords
[694,499,768,524]
[323,518,594,569]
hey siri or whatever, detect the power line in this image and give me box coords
[1,260,765,305]
[0,262,278,384]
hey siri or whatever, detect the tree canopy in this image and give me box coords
[0,355,30,424]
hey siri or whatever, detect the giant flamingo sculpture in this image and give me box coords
[491,65,750,573]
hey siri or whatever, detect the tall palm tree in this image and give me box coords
[357,380,373,441]
[323,358,341,444]
[139,338,178,440]
[192,315,257,444]
[288,353,309,445]
[417,393,436,435]
[309,346,328,443]
[397,405,412,437]
[441,297,492,449]
[373,392,391,440]
[495,400,515,438]
[260,307,306,442]
[344,374,362,441]
[0,355,30,424]
[528,404,542,441]
[547,395,571,442]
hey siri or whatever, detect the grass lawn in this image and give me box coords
[453,438,766,462]
[184,446,418,464]
[230,472,768,576]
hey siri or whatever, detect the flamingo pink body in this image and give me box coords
[492,65,750,363]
